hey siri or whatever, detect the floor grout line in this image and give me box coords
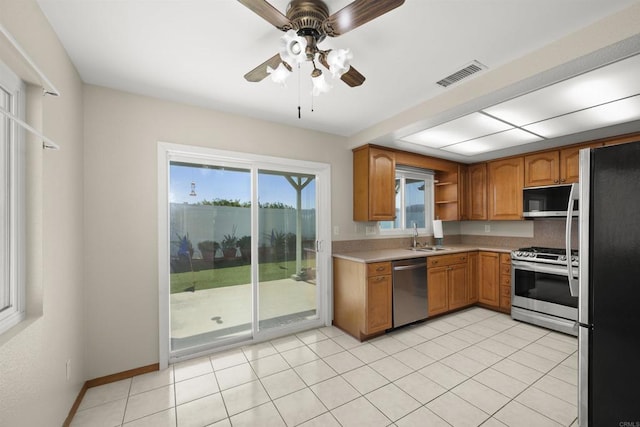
[73,307,578,427]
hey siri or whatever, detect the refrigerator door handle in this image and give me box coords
[566,182,580,297]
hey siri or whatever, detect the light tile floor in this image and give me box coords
[71,307,578,427]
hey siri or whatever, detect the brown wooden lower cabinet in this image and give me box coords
[499,253,512,313]
[478,251,500,308]
[333,250,510,341]
[333,258,392,340]
[467,251,479,304]
[427,252,471,316]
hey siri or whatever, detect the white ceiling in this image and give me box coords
[36,0,640,160]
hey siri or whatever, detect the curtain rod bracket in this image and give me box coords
[43,89,59,97]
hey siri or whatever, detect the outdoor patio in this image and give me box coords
[170,278,317,350]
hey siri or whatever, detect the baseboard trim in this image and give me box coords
[63,363,159,427]
[62,382,88,427]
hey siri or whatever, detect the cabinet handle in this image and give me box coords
[560,178,566,183]
[376,266,385,271]
[553,179,559,184]
[374,276,386,282]
[432,261,438,264]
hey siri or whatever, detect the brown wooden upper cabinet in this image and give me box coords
[434,168,463,221]
[524,151,560,187]
[525,144,605,187]
[353,146,396,221]
[466,163,487,220]
[487,157,524,220]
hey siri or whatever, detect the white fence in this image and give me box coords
[170,204,316,257]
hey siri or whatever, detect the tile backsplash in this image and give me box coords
[332,219,577,253]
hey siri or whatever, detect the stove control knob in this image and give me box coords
[559,255,566,261]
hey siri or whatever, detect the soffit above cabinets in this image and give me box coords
[400,54,640,156]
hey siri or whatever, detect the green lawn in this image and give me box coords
[170,260,301,294]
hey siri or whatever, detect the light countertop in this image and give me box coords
[333,244,513,263]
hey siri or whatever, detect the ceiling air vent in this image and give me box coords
[436,60,487,88]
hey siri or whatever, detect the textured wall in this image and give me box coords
[0,1,85,425]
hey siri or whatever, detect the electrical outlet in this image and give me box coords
[333,225,340,236]
[484,224,491,233]
[66,359,71,381]
[365,225,377,235]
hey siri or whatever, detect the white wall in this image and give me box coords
[83,85,353,378]
[0,1,85,425]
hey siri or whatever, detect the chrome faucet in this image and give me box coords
[412,222,419,248]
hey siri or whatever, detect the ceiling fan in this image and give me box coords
[238,0,405,92]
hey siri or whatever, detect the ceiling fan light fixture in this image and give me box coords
[326,48,352,78]
[311,70,332,96]
[266,62,292,86]
[280,29,308,64]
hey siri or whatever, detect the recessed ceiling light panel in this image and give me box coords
[523,95,640,138]
[401,112,512,148]
[485,54,640,126]
[441,128,543,156]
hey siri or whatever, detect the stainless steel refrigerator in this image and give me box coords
[575,141,640,426]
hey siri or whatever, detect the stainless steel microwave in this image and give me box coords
[523,184,578,218]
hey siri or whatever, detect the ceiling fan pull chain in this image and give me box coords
[297,62,301,119]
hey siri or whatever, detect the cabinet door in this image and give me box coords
[467,163,487,220]
[427,267,448,316]
[524,151,559,187]
[478,252,500,307]
[368,148,396,221]
[467,252,479,303]
[560,143,602,184]
[353,146,396,221]
[488,157,524,220]
[448,263,468,310]
[365,275,392,334]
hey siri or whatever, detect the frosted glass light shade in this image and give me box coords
[326,49,352,78]
[279,30,307,65]
[311,72,332,96]
[266,62,291,86]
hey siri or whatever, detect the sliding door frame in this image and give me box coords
[157,142,332,368]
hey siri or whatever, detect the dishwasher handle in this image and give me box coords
[393,262,427,271]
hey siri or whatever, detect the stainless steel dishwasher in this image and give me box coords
[392,258,428,327]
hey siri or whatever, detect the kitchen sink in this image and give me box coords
[407,246,449,252]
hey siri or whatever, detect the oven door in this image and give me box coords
[511,259,578,320]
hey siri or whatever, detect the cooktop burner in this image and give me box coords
[516,247,578,257]
[512,246,579,266]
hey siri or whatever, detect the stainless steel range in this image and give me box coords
[511,246,578,336]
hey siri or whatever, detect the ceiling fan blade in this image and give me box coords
[318,54,366,87]
[237,0,291,30]
[340,65,366,87]
[244,54,282,82]
[323,0,405,37]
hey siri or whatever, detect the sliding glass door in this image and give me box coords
[168,162,253,352]
[257,170,317,331]
[159,144,329,363]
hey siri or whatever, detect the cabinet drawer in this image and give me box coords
[427,253,468,268]
[500,285,511,297]
[500,253,511,264]
[500,263,511,276]
[500,294,511,309]
[367,262,391,277]
[500,274,511,287]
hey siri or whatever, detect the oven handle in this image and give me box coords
[565,183,580,297]
[512,259,576,277]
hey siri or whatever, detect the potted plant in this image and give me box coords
[221,225,239,259]
[197,240,219,262]
[237,235,251,262]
